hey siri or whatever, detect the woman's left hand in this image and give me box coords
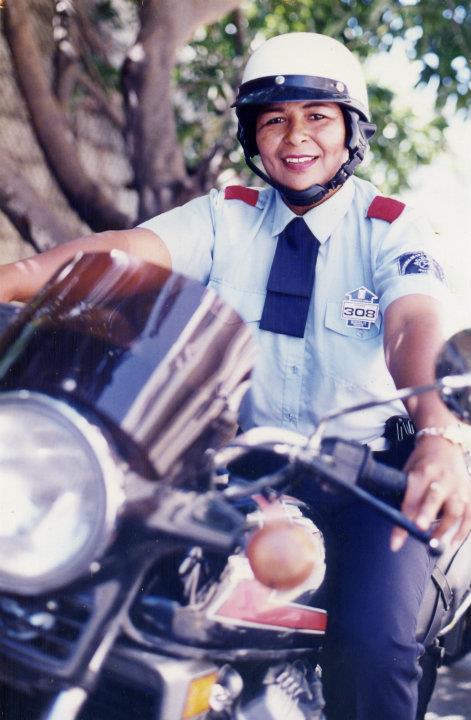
[391,435,471,551]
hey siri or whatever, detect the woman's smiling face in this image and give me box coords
[255,101,348,208]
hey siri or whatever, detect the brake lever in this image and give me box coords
[298,450,443,556]
[218,440,443,555]
[339,479,443,556]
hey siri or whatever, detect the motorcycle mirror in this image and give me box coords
[435,329,471,423]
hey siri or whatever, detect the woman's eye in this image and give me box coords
[257,116,281,131]
[310,113,326,121]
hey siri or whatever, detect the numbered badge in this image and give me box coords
[341,286,379,329]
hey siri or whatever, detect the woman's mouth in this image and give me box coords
[283,155,318,171]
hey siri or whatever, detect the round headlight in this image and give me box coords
[0,391,124,595]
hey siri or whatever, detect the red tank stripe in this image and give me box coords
[224,185,259,206]
[367,195,405,223]
[212,579,327,633]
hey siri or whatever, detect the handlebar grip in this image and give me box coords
[359,455,408,502]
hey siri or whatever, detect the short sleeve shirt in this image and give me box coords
[139,176,452,444]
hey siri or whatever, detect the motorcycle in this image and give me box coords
[0,250,470,720]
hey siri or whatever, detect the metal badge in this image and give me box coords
[341,286,379,329]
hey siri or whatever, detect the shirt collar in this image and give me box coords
[270,179,355,244]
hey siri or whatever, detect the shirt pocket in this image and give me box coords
[207,279,265,325]
[324,301,382,340]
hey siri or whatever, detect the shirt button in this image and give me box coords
[291,365,299,375]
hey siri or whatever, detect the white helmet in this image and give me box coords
[233,33,376,206]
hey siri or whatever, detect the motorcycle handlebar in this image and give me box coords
[313,437,408,502]
[224,437,408,503]
[308,439,441,554]
[223,436,441,555]
[358,454,407,502]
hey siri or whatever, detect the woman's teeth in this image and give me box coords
[285,157,315,164]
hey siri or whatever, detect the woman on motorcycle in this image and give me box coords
[0,31,470,720]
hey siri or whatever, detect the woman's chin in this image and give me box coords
[277,173,329,191]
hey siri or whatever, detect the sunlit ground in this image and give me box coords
[427,653,471,719]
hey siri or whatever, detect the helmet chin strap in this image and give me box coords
[245,113,376,208]
[245,155,339,206]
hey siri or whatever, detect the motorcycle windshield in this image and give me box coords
[0,251,255,480]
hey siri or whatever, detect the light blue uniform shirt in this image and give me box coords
[140,176,451,444]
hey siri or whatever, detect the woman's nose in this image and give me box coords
[284,118,310,144]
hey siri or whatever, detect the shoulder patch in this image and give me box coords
[397,252,446,283]
[367,195,406,223]
[224,185,259,207]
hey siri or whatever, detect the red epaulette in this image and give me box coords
[224,185,259,207]
[367,195,406,223]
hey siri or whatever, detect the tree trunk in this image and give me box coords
[3,0,131,232]
[0,156,78,253]
[122,0,243,222]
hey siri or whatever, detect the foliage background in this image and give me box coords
[0,0,470,260]
[175,0,469,195]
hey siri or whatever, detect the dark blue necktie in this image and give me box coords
[259,217,320,338]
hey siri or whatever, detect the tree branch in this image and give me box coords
[54,58,80,108]
[3,0,131,232]
[66,0,115,67]
[192,143,223,184]
[231,8,246,57]
[122,0,190,219]
[122,0,245,220]
[76,73,125,130]
[190,0,245,35]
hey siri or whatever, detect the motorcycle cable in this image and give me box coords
[222,453,442,556]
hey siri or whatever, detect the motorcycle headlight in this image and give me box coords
[0,391,125,595]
